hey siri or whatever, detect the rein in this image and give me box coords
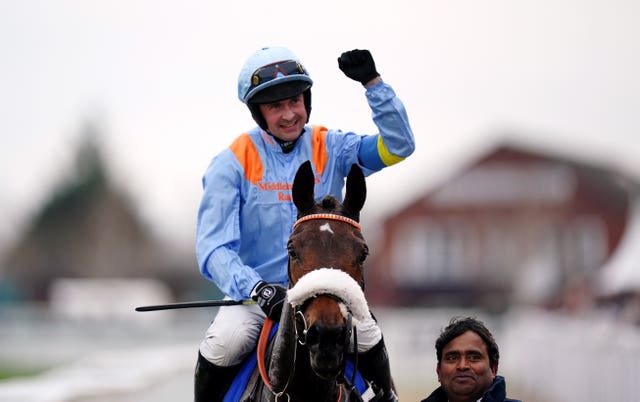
[257,318,296,401]
[257,317,275,391]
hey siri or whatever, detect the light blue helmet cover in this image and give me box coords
[237,46,313,104]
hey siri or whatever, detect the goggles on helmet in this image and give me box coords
[248,60,306,93]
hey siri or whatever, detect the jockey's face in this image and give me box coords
[437,330,497,402]
[258,93,307,142]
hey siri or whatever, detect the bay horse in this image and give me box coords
[240,161,374,402]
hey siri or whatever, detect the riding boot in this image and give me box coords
[194,351,241,402]
[357,338,398,402]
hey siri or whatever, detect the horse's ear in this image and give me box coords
[292,161,316,215]
[343,164,366,218]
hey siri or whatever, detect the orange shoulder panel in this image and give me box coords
[311,125,328,175]
[229,134,263,184]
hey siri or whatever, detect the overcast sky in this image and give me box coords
[1,0,639,254]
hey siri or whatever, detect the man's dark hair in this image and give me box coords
[435,316,500,369]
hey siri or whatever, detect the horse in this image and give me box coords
[238,160,374,402]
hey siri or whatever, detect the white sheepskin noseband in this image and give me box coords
[287,268,370,324]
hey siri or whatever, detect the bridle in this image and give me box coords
[292,213,361,231]
[264,294,358,402]
[294,295,359,387]
[259,212,364,401]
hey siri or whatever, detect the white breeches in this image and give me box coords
[199,303,382,366]
[199,302,265,367]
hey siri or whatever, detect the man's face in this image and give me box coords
[437,330,497,402]
[258,94,307,142]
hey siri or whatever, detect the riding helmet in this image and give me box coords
[237,47,313,130]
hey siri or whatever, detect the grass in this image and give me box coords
[0,366,47,381]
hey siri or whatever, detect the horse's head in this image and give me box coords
[286,160,369,380]
[289,161,367,286]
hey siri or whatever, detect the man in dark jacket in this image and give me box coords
[421,317,521,402]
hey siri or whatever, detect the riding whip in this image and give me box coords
[135,299,256,312]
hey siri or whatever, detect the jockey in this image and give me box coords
[195,46,415,401]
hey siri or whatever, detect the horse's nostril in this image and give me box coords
[306,324,348,350]
[305,325,319,345]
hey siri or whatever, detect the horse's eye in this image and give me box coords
[287,243,298,260]
[358,247,369,264]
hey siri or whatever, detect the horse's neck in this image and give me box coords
[287,365,344,402]
[268,301,296,391]
[268,303,344,402]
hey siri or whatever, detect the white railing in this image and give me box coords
[2,306,638,401]
[500,309,640,402]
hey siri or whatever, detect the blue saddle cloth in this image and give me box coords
[223,323,368,401]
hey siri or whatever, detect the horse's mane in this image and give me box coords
[302,195,356,220]
[319,196,341,211]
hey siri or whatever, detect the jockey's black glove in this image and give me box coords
[338,49,380,85]
[251,281,287,321]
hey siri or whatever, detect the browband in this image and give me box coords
[293,213,361,230]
